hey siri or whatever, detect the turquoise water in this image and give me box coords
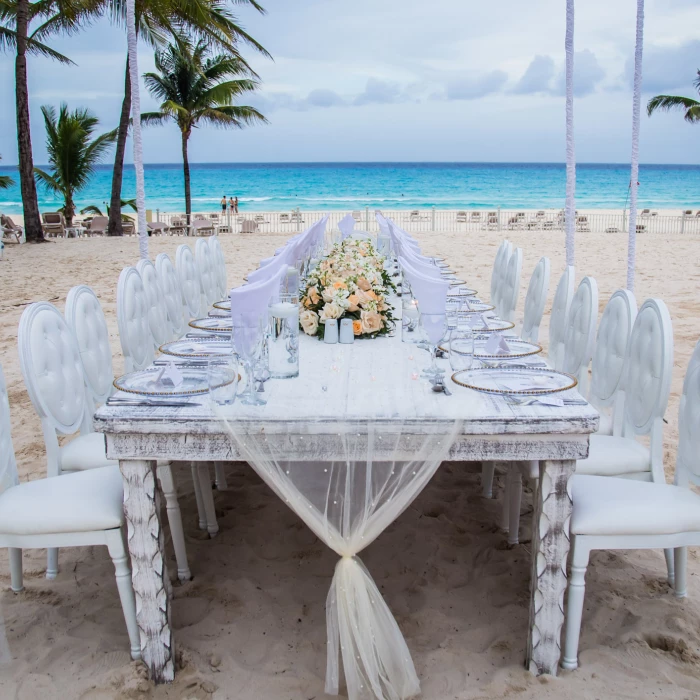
[1,162,699,214]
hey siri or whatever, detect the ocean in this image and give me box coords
[1,162,699,215]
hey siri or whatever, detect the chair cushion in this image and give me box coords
[0,466,123,535]
[576,435,650,476]
[60,432,115,471]
[571,475,700,536]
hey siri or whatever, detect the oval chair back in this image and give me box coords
[176,244,202,319]
[589,289,637,435]
[18,301,87,476]
[136,259,171,350]
[563,276,598,396]
[65,285,114,423]
[621,299,673,483]
[117,266,154,373]
[208,236,227,300]
[155,253,188,339]
[499,247,522,323]
[490,240,511,309]
[521,256,550,344]
[548,266,575,371]
[676,338,700,487]
[195,238,218,310]
[0,364,20,495]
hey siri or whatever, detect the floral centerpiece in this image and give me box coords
[299,238,396,339]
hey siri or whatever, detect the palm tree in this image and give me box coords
[0,0,98,241]
[142,36,267,225]
[647,70,700,123]
[105,0,269,237]
[34,104,117,226]
[0,155,14,189]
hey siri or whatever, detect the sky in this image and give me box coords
[0,0,699,165]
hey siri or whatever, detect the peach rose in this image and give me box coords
[308,286,320,304]
[320,302,343,321]
[347,294,360,312]
[352,319,363,336]
[360,310,383,334]
[357,277,371,291]
[332,281,347,290]
[322,287,335,303]
[299,309,319,336]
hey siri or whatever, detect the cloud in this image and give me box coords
[629,40,700,94]
[512,56,555,95]
[553,49,605,97]
[444,70,508,100]
[306,88,345,108]
[353,78,404,106]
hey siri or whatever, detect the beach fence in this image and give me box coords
[153,207,700,236]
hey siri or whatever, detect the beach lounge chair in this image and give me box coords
[291,211,304,223]
[456,211,467,223]
[122,218,136,236]
[147,221,170,236]
[87,216,109,236]
[191,219,214,236]
[280,213,290,224]
[683,210,692,216]
[41,212,65,238]
[352,210,363,222]
[193,213,206,221]
[240,219,258,234]
[1,214,24,243]
[169,218,187,235]
[640,208,650,217]
[636,224,646,234]
[470,211,481,222]
[409,210,420,222]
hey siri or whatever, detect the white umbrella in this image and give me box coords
[627,0,644,291]
[564,0,575,267]
[126,0,148,259]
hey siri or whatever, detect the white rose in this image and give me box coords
[299,309,319,336]
[319,302,343,320]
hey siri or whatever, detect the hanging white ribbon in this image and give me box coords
[564,0,576,268]
[126,0,148,259]
[627,0,644,291]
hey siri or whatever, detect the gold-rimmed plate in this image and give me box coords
[440,338,542,359]
[451,367,577,395]
[447,287,478,297]
[213,299,231,311]
[114,368,234,397]
[470,318,515,333]
[160,338,233,358]
[189,317,232,333]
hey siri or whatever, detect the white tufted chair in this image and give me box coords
[208,236,228,300]
[520,256,550,344]
[588,289,637,436]
[65,285,114,428]
[195,238,218,312]
[0,361,140,658]
[562,334,698,671]
[490,240,511,312]
[548,266,575,371]
[176,244,203,319]
[155,253,188,339]
[116,267,154,373]
[562,276,598,397]
[498,247,522,323]
[136,259,171,351]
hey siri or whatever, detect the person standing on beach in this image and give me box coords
[228,196,234,215]
[221,195,227,214]
[234,196,239,214]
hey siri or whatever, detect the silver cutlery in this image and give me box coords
[430,378,452,396]
[107,397,200,407]
[504,395,587,406]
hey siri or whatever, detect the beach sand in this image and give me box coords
[1,227,700,699]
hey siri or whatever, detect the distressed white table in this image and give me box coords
[94,335,598,683]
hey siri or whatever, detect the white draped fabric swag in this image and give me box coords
[126,0,148,259]
[565,0,576,267]
[217,390,461,698]
[627,0,644,291]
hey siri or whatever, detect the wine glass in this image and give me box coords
[232,311,266,406]
[419,312,447,378]
[449,329,474,372]
[207,355,239,406]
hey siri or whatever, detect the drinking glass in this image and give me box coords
[419,312,447,378]
[232,311,266,406]
[449,329,474,372]
[402,296,421,342]
[207,356,239,406]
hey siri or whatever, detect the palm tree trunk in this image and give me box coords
[182,131,191,230]
[15,0,44,242]
[108,58,131,237]
[64,194,74,227]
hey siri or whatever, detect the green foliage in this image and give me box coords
[647,69,700,123]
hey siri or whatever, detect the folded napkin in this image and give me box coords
[484,333,511,355]
[338,214,355,240]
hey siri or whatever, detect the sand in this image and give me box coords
[1,227,700,699]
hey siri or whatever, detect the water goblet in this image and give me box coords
[419,312,448,379]
[207,355,239,406]
[232,311,266,406]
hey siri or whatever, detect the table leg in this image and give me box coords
[120,459,174,683]
[526,459,575,676]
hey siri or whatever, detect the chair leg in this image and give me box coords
[674,547,687,599]
[156,463,192,581]
[46,548,58,579]
[500,467,511,533]
[562,539,591,670]
[507,469,522,546]
[191,464,207,530]
[9,548,23,592]
[105,530,141,660]
[214,461,228,490]
[481,461,495,498]
[665,548,675,586]
[197,464,219,537]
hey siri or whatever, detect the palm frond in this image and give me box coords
[647,94,700,121]
[34,166,62,194]
[0,173,14,190]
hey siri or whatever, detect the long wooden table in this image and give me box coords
[95,332,598,684]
